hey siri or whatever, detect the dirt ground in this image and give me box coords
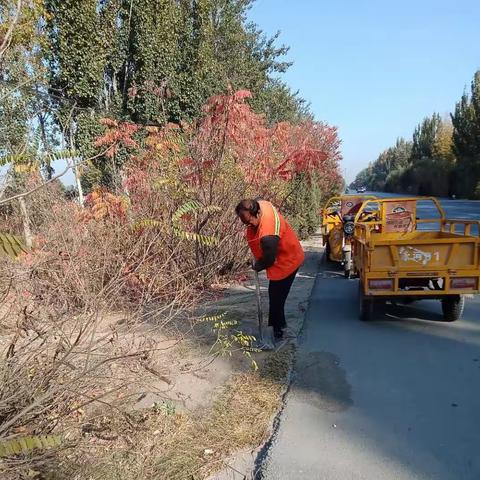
[122,233,321,479]
[88,233,322,478]
[132,233,321,412]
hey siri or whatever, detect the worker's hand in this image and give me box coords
[251,260,261,271]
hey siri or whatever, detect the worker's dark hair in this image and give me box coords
[235,199,260,216]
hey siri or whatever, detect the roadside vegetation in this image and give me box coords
[352,70,480,199]
[0,1,341,478]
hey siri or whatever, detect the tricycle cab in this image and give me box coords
[320,194,376,264]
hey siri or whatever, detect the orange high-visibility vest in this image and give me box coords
[246,200,304,280]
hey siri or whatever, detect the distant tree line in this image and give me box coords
[351,71,480,199]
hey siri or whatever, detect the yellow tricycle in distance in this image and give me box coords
[320,195,376,278]
[353,197,480,322]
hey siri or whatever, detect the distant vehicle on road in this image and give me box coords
[356,186,366,193]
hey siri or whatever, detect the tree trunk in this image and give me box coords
[69,130,85,207]
[73,156,85,207]
[18,196,33,248]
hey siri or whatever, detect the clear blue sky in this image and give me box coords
[248,0,480,183]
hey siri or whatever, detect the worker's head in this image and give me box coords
[235,199,261,227]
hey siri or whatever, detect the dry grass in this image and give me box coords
[42,347,294,480]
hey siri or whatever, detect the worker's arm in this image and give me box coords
[253,235,279,271]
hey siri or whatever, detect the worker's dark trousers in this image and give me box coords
[268,269,298,333]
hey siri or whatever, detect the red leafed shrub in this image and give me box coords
[79,89,342,281]
[82,189,129,222]
[114,90,341,277]
[187,89,341,201]
[1,90,341,316]
[95,119,140,158]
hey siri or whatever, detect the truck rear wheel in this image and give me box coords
[441,296,465,322]
[359,282,374,321]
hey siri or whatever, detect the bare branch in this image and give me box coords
[0,147,111,206]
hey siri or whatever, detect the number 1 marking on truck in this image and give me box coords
[399,246,440,265]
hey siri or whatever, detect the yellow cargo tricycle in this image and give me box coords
[353,197,480,321]
[320,195,376,278]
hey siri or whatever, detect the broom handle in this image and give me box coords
[254,270,264,340]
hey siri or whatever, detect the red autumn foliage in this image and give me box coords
[82,188,128,222]
[94,90,341,204]
[88,89,341,282]
[188,89,342,196]
[95,120,140,158]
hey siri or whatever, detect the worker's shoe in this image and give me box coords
[273,328,284,340]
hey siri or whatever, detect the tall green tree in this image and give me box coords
[45,0,108,110]
[42,0,309,190]
[411,113,441,160]
[126,0,181,123]
[451,71,480,197]
[284,172,322,239]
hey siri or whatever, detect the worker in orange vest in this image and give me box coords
[235,199,305,339]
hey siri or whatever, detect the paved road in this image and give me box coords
[259,200,480,480]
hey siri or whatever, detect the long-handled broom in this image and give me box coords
[253,270,275,350]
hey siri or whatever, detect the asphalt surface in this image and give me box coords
[259,198,480,480]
